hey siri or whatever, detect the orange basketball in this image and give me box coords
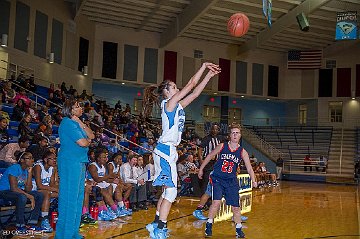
[227,13,250,37]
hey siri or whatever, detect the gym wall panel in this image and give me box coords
[268,65,279,97]
[78,37,89,72]
[318,69,333,97]
[236,61,247,94]
[51,19,63,64]
[218,58,230,92]
[143,48,158,84]
[102,41,118,79]
[336,68,351,97]
[123,44,138,81]
[252,63,264,96]
[14,1,30,52]
[164,50,177,83]
[34,10,48,59]
[0,0,10,36]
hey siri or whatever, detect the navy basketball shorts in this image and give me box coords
[210,175,240,207]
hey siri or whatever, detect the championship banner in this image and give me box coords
[336,11,357,40]
[267,0,272,27]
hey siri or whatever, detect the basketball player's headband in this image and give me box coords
[18,151,27,162]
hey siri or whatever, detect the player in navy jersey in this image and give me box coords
[198,123,257,238]
[143,62,221,239]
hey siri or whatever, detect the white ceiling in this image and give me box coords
[75,0,360,53]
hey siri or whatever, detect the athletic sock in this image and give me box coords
[118,201,124,208]
[158,220,167,229]
[154,211,160,223]
[110,204,118,211]
[41,212,49,218]
[236,223,242,229]
[207,218,214,224]
[82,206,88,215]
[196,204,204,211]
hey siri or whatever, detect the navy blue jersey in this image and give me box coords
[212,142,242,180]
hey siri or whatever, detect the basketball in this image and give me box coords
[227,13,250,37]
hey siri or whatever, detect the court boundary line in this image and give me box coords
[106,213,193,238]
[304,235,360,239]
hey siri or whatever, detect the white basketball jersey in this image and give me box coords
[90,162,110,188]
[32,162,53,189]
[158,99,186,146]
[108,161,120,174]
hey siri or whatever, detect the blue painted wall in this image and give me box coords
[92,81,299,127]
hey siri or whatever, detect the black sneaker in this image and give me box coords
[81,213,97,224]
[205,222,212,237]
[236,227,245,238]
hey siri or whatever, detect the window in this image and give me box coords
[299,104,307,124]
[228,108,242,124]
[133,99,143,113]
[329,101,342,122]
[202,105,220,122]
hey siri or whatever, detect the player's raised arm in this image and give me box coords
[167,63,220,111]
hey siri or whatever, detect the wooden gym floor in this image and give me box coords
[12,181,360,239]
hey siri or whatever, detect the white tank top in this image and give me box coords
[158,99,186,146]
[32,162,53,190]
[90,162,110,189]
[108,161,120,174]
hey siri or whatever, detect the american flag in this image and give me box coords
[287,50,322,69]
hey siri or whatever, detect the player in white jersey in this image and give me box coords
[144,62,221,239]
[32,151,58,232]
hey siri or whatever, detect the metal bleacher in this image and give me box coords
[250,126,333,174]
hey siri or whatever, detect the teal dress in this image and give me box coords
[55,117,88,239]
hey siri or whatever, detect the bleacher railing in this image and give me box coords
[241,127,282,162]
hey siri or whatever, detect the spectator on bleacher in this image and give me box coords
[18,114,35,140]
[276,156,284,180]
[144,154,156,201]
[11,99,26,121]
[32,151,59,232]
[316,155,328,172]
[129,131,139,150]
[48,83,55,98]
[0,105,10,123]
[304,154,312,172]
[120,156,147,211]
[13,89,31,106]
[138,137,155,155]
[15,71,25,87]
[28,101,40,123]
[107,139,122,157]
[28,75,36,93]
[60,82,68,94]
[52,107,63,125]
[115,100,122,111]
[0,136,30,168]
[38,105,50,122]
[133,156,148,210]
[29,136,49,162]
[1,81,16,103]
[259,162,278,186]
[0,116,9,150]
[177,155,192,196]
[68,85,76,96]
[125,103,131,114]
[0,151,46,234]
[186,154,201,197]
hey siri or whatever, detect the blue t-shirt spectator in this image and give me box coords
[0,164,28,190]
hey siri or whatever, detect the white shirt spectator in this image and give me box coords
[120,162,137,184]
[177,163,189,181]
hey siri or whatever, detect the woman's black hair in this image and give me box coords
[42,151,56,160]
[14,150,30,162]
[94,148,108,161]
[110,152,123,162]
